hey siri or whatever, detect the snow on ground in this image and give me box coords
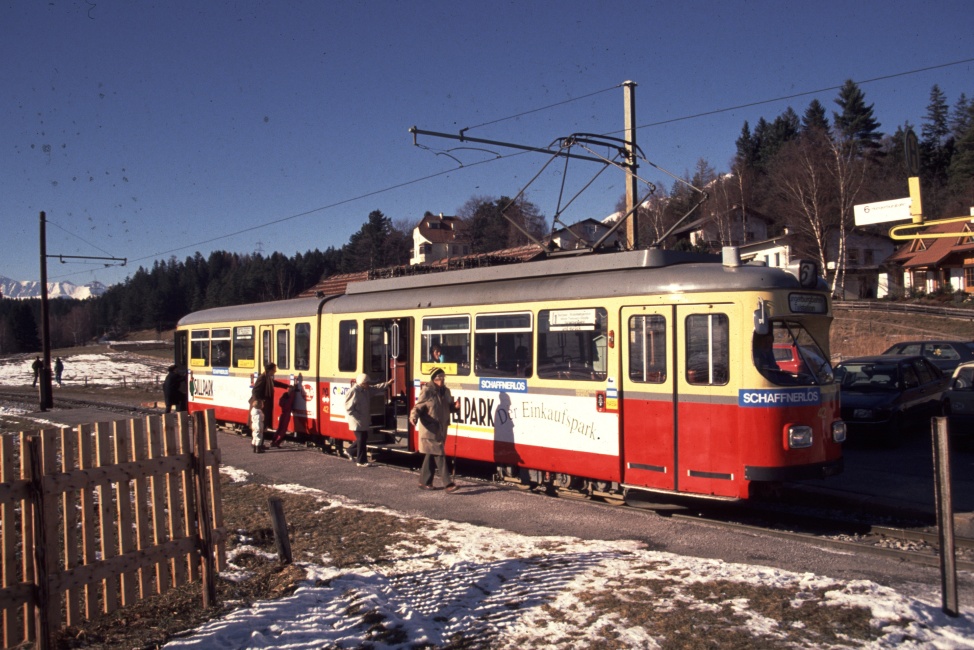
[0,350,169,390]
[162,467,974,649]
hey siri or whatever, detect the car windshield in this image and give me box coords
[835,362,899,391]
[753,320,833,386]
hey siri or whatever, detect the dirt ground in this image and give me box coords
[51,474,428,649]
[49,472,885,650]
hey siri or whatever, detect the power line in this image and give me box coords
[461,83,622,133]
[56,57,974,279]
[635,57,974,131]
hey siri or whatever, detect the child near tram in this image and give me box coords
[250,397,267,453]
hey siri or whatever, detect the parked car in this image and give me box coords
[942,361,974,436]
[835,355,949,446]
[880,340,974,375]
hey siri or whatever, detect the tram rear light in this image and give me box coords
[609,330,615,348]
[832,420,847,443]
[786,425,813,449]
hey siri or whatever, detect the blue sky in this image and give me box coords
[2,1,972,287]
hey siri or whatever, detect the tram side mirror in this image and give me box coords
[753,298,770,336]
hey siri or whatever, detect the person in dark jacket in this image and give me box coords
[54,357,64,386]
[410,368,460,491]
[163,365,185,413]
[32,357,42,386]
[251,363,282,447]
[270,377,306,448]
[344,373,393,465]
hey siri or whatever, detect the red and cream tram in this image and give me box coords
[175,247,844,501]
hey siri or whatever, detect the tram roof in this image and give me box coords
[178,249,826,327]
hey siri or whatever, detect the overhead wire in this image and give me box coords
[49,58,973,279]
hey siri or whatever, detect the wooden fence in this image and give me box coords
[0,410,225,649]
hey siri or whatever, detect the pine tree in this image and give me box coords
[833,79,882,156]
[801,99,829,133]
[947,100,974,205]
[734,121,759,167]
[950,93,971,141]
[921,85,950,145]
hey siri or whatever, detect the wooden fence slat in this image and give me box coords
[60,428,81,627]
[77,424,98,621]
[1,435,17,647]
[129,419,152,600]
[177,415,199,583]
[113,421,137,607]
[95,422,119,615]
[203,410,226,572]
[162,414,189,587]
[192,412,216,608]
[145,417,172,596]
[19,432,34,643]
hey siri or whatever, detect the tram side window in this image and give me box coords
[685,314,729,385]
[367,323,388,375]
[232,326,256,369]
[537,308,608,381]
[339,320,357,372]
[422,315,471,376]
[474,312,533,378]
[276,329,290,370]
[211,328,231,368]
[295,322,311,371]
[190,330,210,366]
[262,330,273,370]
[628,315,666,383]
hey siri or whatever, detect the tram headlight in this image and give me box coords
[786,425,813,449]
[832,420,847,443]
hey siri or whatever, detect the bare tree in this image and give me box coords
[826,131,868,297]
[769,130,837,281]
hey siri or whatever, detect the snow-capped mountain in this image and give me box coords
[0,276,108,300]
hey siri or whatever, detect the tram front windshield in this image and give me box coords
[753,321,833,386]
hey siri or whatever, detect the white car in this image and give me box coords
[942,361,974,436]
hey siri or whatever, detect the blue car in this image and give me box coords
[835,355,949,446]
[881,340,974,375]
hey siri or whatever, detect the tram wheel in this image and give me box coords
[555,488,590,501]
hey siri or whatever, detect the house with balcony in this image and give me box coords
[409,212,469,265]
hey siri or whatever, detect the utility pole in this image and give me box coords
[39,212,53,410]
[623,80,639,250]
[37,211,126,411]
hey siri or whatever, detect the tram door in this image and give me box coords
[621,306,677,491]
[674,303,738,496]
[362,318,412,437]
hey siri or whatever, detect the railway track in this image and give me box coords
[667,506,974,572]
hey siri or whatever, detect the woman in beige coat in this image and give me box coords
[410,368,460,491]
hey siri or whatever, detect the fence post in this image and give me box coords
[932,416,958,616]
[267,498,292,564]
[191,412,216,608]
[26,436,51,650]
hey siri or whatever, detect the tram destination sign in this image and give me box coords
[853,197,912,225]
